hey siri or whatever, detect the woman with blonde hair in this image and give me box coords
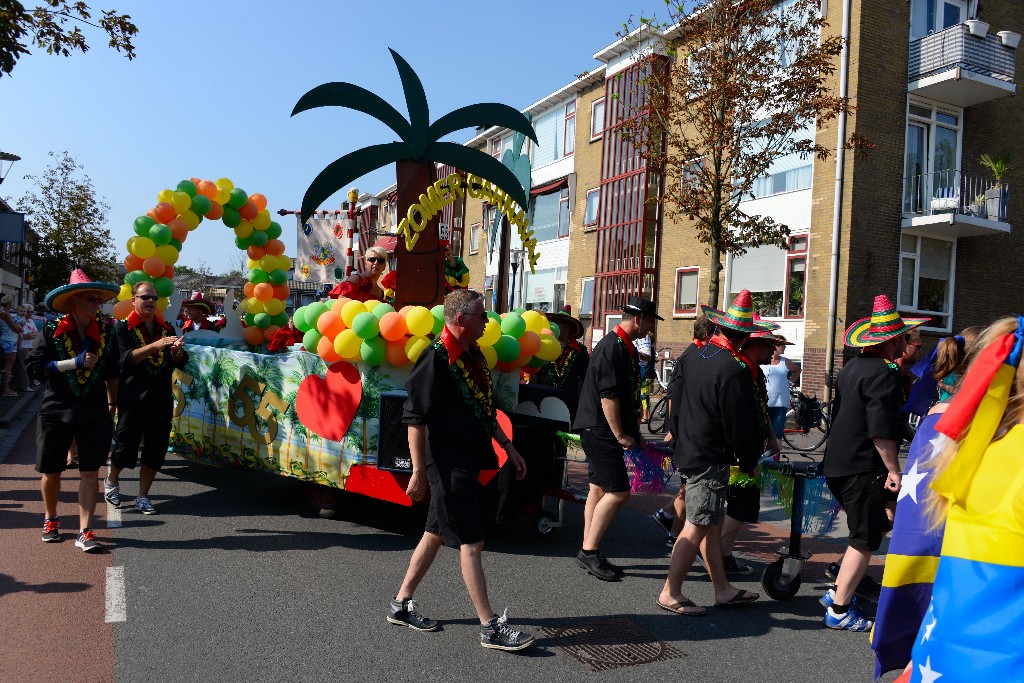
[0,295,23,396]
[327,246,388,302]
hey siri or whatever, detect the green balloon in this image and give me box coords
[176,180,197,197]
[153,277,174,298]
[352,311,380,339]
[268,269,287,285]
[513,307,526,315]
[134,216,156,237]
[527,356,546,368]
[302,328,322,350]
[244,312,256,327]
[253,312,272,329]
[494,335,521,363]
[306,301,328,325]
[248,268,269,284]
[486,311,501,324]
[249,230,268,247]
[371,302,395,319]
[266,221,282,239]
[189,194,212,216]
[222,206,241,228]
[500,312,526,338]
[549,322,560,338]
[168,238,183,251]
[272,312,289,327]
[293,307,309,332]
[227,188,248,209]
[431,313,443,336]
[126,270,151,285]
[148,223,172,246]
[359,336,386,365]
[234,236,251,250]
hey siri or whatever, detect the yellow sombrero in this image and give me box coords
[844,294,929,347]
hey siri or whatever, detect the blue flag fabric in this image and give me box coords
[871,413,944,679]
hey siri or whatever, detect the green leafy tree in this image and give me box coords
[618,0,873,306]
[12,151,118,298]
[0,0,138,78]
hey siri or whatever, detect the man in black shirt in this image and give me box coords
[388,289,533,652]
[572,296,660,581]
[820,294,927,632]
[105,281,188,515]
[28,270,121,552]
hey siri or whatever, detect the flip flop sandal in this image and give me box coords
[657,598,707,617]
[715,589,760,607]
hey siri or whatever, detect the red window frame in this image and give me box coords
[563,100,576,157]
[783,234,808,320]
[674,267,700,316]
[558,188,570,238]
[590,98,605,140]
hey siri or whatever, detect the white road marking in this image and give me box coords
[106,502,122,528]
[105,566,127,623]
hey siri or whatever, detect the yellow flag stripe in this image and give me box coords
[881,553,940,588]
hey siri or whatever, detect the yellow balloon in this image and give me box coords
[405,335,431,363]
[157,297,169,311]
[252,210,271,230]
[479,320,501,347]
[537,337,561,362]
[521,310,547,334]
[405,306,433,337]
[247,298,265,314]
[363,299,379,313]
[117,284,132,301]
[215,177,234,192]
[215,188,230,205]
[259,255,276,271]
[334,329,361,359]
[340,299,367,328]
[276,255,292,271]
[235,222,255,239]
[157,189,174,203]
[171,191,191,213]
[155,244,179,265]
[126,236,138,253]
[179,210,200,230]
[247,258,260,270]
[480,344,497,369]
[263,298,285,316]
[132,237,156,259]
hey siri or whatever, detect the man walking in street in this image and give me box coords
[572,296,660,581]
[104,281,188,515]
[820,295,927,631]
[388,289,534,652]
[27,270,121,552]
[658,290,764,614]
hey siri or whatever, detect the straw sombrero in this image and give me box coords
[181,292,215,316]
[844,294,929,348]
[44,269,119,314]
[548,305,585,340]
[701,289,765,333]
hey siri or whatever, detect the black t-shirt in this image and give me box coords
[671,342,764,473]
[666,343,701,439]
[572,329,641,437]
[402,341,498,472]
[823,352,906,477]
[115,317,189,406]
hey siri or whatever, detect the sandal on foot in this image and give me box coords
[715,589,760,607]
[657,598,707,616]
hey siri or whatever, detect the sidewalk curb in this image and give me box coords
[0,391,42,464]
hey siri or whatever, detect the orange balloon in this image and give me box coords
[264,324,281,338]
[518,331,541,357]
[378,311,409,342]
[243,282,256,298]
[264,239,285,256]
[190,176,201,185]
[142,257,165,278]
[161,265,175,279]
[167,218,188,242]
[254,282,274,302]
[243,326,265,346]
[153,202,176,223]
[247,245,266,260]
[239,200,258,221]
[145,208,159,222]
[272,284,290,300]
[317,335,341,363]
[385,338,410,366]
[205,202,224,220]
[124,254,144,271]
[112,299,133,320]
[317,310,346,338]
[197,180,218,199]
[249,193,268,211]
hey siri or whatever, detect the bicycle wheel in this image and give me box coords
[782,412,830,452]
[648,396,670,434]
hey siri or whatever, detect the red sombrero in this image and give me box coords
[44,269,119,313]
[844,294,929,348]
[181,292,215,316]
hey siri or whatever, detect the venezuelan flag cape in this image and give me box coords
[871,413,944,678]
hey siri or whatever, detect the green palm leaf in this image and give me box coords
[291,82,413,143]
[300,142,408,224]
[389,49,430,154]
[427,142,530,210]
[428,103,538,147]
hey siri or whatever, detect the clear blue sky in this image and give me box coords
[0,0,652,274]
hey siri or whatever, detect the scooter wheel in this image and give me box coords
[761,559,802,600]
[536,514,556,535]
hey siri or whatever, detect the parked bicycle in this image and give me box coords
[648,347,675,396]
[647,393,671,434]
[782,389,830,452]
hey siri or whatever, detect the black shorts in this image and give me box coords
[36,412,113,474]
[580,427,630,493]
[827,472,894,552]
[111,401,173,471]
[425,463,486,548]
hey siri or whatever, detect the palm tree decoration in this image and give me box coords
[292,48,537,308]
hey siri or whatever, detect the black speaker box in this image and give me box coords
[377,390,412,472]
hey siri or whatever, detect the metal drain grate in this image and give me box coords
[541,618,686,671]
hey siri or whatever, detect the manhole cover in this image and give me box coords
[541,618,686,671]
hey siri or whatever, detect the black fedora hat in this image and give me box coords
[623,296,663,321]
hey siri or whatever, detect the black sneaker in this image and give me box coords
[824,561,840,582]
[723,555,755,576]
[598,553,626,577]
[651,510,673,534]
[575,550,619,581]
[41,517,60,543]
[480,607,534,651]
[74,528,101,553]
[386,598,439,632]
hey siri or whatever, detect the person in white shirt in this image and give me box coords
[760,336,801,438]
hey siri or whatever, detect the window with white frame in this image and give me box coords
[910,0,968,40]
[584,188,599,227]
[533,108,563,167]
[490,134,514,159]
[580,277,594,316]
[899,233,954,331]
[747,121,815,199]
[674,267,700,316]
[728,236,808,319]
[591,98,605,140]
[903,99,962,215]
[564,100,576,157]
[469,222,480,254]
[529,188,570,242]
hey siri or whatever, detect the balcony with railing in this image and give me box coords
[902,170,1011,238]
[908,24,1017,107]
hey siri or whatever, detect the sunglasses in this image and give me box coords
[365,257,385,264]
[134,295,159,302]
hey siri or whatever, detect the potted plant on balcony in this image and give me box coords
[980,151,1013,221]
[965,19,990,38]
[970,192,987,218]
[997,31,1021,49]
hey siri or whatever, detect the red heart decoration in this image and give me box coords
[295,361,362,442]
[478,410,512,486]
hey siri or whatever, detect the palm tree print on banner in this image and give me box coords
[343,365,398,462]
[284,352,325,478]
[292,48,537,308]
[205,352,240,455]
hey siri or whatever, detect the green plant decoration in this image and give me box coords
[980,151,1013,184]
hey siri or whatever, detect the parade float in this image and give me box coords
[116,50,573,513]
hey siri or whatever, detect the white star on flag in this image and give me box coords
[919,656,943,683]
[898,460,928,504]
[923,615,937,642]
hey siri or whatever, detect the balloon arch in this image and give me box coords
[115,177,291,346]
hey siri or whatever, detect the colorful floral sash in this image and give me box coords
[434,329,497,433]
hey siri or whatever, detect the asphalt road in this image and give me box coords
[2,408,900,682]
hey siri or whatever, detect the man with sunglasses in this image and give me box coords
[105,282,188,515]
[28,270,121,552]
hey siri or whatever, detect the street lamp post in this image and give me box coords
[509,247,524,311]
[0,152,20,185]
